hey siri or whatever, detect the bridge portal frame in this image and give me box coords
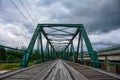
[19,24,100,68]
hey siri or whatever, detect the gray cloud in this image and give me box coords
[66,0,120,33]
[40,0,120,33]
[0,0,120,50]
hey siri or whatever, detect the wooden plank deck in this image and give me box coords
[0,59,120,80]
[65,60,120,80]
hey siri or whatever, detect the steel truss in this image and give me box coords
[19,24,99,68]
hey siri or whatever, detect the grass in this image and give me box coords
[0,63,20,70]
[28,62,36,66]
[0,62,36,70]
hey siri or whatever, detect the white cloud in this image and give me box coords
[89,29,120,44]
[0,23,31,48]
[0,0,120,51]
[89,29,120,49]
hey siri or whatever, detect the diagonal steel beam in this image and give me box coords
[63,28,79,51]
[47,27,70,34]
[41,28,56,52]
[49,27,73,34]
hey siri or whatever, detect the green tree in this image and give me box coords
[30,50,38,60]
[0,48,6,60]
[6,50,23,60]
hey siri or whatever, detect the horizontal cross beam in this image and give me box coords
[46,34,74,36]
[38,24,82,28]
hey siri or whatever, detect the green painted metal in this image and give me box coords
[51,42,69,44]
[70,41,76,62]
[36,34,41,64]
[0,45,25,52]
[68,46,70,60]
[49,39,70,41]
[51,48,55,60]
[63,29,79,51]
[52,51,56,60]
[2,23,119,69]
[41,28,56,52]
[18,24,98,67]
[38,24,83,28]
[39,32,44,62]
[47,34,74,36]
[96,61,120,66]
[96,45,120,53]
[47,27,71,34]
[84,60,120,66]
[80,25,100,68]
[47,44,50,61]
[49,27,74,34]
[65,49,67,59]
[66,46,69,60]
[63,50,66,59]
[50,47,53,60]
[20,25,41,67]
[75,32,81,62]
[45,41,49,61]
[80,34,84,64]
[70,43,73,60]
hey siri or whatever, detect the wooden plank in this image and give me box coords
[0,61,55,80]
[65,60,120,80]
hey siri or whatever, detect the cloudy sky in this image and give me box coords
[0,0,120,51]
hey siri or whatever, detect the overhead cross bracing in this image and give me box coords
[43,26,77,52]
[1,23,120,71]
[0,23,120,79]
[0,23,120,69]
[19,24,99,68]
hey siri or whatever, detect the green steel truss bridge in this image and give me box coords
[0,24,120,80]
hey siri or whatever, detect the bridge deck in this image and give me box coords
[0,60,120,80]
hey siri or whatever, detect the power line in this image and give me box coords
[18,0,36,25]
[25,0,39,23]
[9,0,30,24]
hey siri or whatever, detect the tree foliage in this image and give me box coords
[0,48,6,60]
[0,47,42,62]
[6,50,23,60]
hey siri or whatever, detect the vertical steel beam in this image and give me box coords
[45,41,49,61]
[66,48,68,60]
[76,32,81,62]
[36,34,40,64]
[49,46,51,60]
[80,34,84,64]
[80,25,100,68]
[39,32,44,62]
[52,48,56,60]
[71,41,76,62]
[48,44,50,61]
[68,46,70,60]
[50,47,52,60]
[62,50,66,59]
[64,49,66,59]
[20,25,41,67]
[51,48,53,60]
[66,47,69,60]
[70,44,72,60]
